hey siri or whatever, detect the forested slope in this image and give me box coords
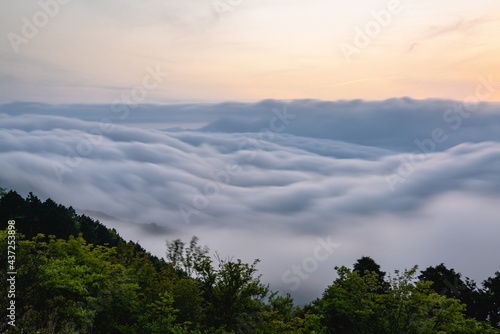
[1,189,499,333]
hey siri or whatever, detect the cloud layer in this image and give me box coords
[1,98,499,303]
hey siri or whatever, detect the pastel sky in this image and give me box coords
[1,0,500,104]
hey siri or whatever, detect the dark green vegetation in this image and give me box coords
[1,189,499,333]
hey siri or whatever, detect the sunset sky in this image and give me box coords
[1,0,500,104]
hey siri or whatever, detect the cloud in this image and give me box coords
[1,98,499,303]
[424,16,492,40]
[4,98,500,151]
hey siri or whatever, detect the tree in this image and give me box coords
[312,265,499,334]
[419,263,485,321]
[419,263,467,299]
[166,236,209,278]
[199,255,270,331]
[3,189,500,333]
[0,190,124,247]
[483,272,500,329]
[354,256,386,280]
[168,277,204,325]
[166,237,270,332]
[314,265,385,333]
[0,231,48,333]
[353,256,387,289]
[254,293,327,334]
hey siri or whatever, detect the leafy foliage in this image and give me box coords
[0,190,499,333]
[312,265,498,333]
[0,190,121,248]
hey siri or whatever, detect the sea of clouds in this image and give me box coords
[1,98,499,303]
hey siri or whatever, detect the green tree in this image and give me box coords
[419,264,469,299]
[0,190,124,247]
[166,236,209,277]
[0,231,48,333]
[253,293,327,334]
[134,292,183,334]
[419,263,485,321]
[312,265,498,334]
[483,272,500,329]
[199,255,269,331]
[168,277,204,325]
[314,265,384,333]
[166,237,270,332]
[353,256,386,282]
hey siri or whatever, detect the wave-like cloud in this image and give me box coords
[1,98,499,303]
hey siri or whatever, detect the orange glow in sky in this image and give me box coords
[1,0,499,103]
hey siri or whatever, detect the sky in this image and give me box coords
[1,0,500,304]
[1,0,500,103]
